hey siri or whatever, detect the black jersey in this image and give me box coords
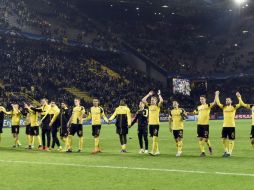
[60,108,71,127]
[131,109,148,128]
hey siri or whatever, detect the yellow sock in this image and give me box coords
[61,137,67,150]
[15,138,19,145]
[31,136,34,146]
[223,139,228,153]
[61,137,66,143]
[67,135,73,150]
[199,140,205,153]
[156,141,159,153]
[152,136,156,153]
[95,137,100,150]
[79,137,84,150]
[122,144,127,150]
[177,141,183,152]
[37,136,42,146]
[228,140,234,155]
[29,136,33,146]
[152,136,158,153]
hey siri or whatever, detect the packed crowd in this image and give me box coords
[1,0,254,76]
[0,0,118,51]
[0,35,161,113]
[105,18,254,76]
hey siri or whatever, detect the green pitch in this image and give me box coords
[0,120,254,190]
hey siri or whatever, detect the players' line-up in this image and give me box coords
[0,90,253,157]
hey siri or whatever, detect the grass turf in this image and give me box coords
[0,119,254,190]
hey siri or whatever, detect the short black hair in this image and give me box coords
[120,99,126,106]
[200,95,206,99]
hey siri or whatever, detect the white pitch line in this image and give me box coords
[0,159,254,177]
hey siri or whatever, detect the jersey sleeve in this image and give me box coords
[50,107,60,124]
[101,108,108,123]
[85,110,92,121]
[131,112,138,126]
[109,109,117,121]
[238,97,249,109]
[209,103,215,109]
[234,97,244,110]
[192,108,198,115]
[215,96,224,109]
[127,108,131,126]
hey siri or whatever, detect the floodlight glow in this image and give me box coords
[234,0,247,5]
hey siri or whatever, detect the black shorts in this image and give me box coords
[250,125,254,139]
[26,125,31,135]
[197,125,209,138]
[138,126,148,136]
[222,127,235,140]
[0,120,3,133]
[70,124,83,137]
[116,126,128,135]
[92,125,101,137]
[149,125,159,137]
[173,130,183,139]
[60,126,69,137]
[11,125,20,134]
[30,126,39,136]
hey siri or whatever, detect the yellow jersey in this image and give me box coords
[41,104,51,117]
[71,106,85,124]
[194,104,214,125]
[86,106,108,125]
[4,108,21,126]
[170,108,184,130]
[25,112,31,126]
[48,105,60,124]
[27,108,39,127]
[147,104,161,125]
[109,105,131,126]
[216,96,242,127]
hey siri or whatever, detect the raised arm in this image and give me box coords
[142,91,153,105]
[236,92,248,109]
[158,90,164,107]
[215,91,223,109]
[210,96,217,108]
[0,106,11,114]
